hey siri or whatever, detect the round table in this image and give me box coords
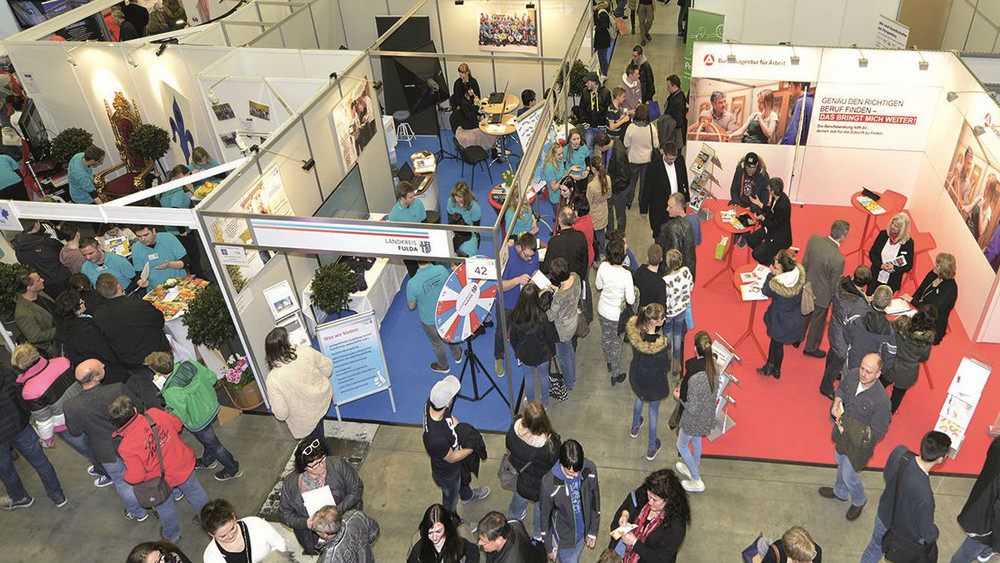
[488,182,539,212]
[845,190,889,264]
[480,93,519,115]
[479,114,516,136]
[703,205,758,289]
[730,263,770,360]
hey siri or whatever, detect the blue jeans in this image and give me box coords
[596,48,611,78]
[677,429,702,480]
[101,458,148,519]
[833,449,866,507]
[57,429,108,478]
[190,420,239,473]
[632,399,660,452]
[0,424,65,503]
[860,516,889,563]
[594,229,606,262]
[584,127,605,154]
[557,537,586,563]
[157,471,211,541]
[664,313,687,359]
[950,535,995,563]
[508,492,543,539]
[555,340,577,390]
[523,361,551,405]
[435,470,472,515]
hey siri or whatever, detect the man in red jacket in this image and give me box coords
[109,394,209,541]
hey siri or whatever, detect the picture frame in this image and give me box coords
[263,280,299,320]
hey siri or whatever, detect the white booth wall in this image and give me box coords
[942,0,1000,53]
[694,0,901,47]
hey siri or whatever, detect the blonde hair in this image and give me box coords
[11,343,40,371]
[888,212,911,245]
[144,351,175,375]
[449,182,476,210]
[935,252,956,280]
[542,142,564,172]
[781,526,817,562]
[192,146,211,164]
[665,248,683,272]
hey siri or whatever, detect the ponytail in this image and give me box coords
[694,330,716,393]
[637,303,664,331]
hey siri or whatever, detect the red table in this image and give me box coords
[844,190,889,265]
[703,205,758,289]
[488,182,539,212]
[730,263,769,360]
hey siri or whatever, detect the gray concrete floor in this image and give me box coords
[0,11,984,563]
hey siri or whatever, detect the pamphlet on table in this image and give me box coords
[856,196,886,215]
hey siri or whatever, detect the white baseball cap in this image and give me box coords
[430,375,461,409]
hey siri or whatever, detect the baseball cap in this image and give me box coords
[745,152,759,167]
[430,375,461,409]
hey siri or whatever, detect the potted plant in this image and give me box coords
[51,128,94,165]
[553,59,589,104]
[182,284,263,410]
[310,262,357,322]
[131,123,171,168]
[0,262,27,322]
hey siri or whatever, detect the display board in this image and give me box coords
[683,9,725,93]
[477,4,538,55]
[943,122,1000,273]
[331,76,378,171]
[316,310,396,423]
[934,357,991,456]
[239,163,292,215]
[250,216,454,259]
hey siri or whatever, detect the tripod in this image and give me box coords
[455,325,509,407]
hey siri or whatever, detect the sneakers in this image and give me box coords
[846,502,866,521]
[463,487,491,503]
[2,495,33,510]
[94,475,113,488]
[681,479,705,493]
[495,359,505,377]
[453,350,465,364]
[675,461,692,480]
[611,373,626,386]
[630,417,644,439]
[215,468,244,481]
[646,438,662,461]
[818,486,846,501]
[173,491,185,502]
[54,497,68,508]
[194,460,219,471]
[430,363,450,373]
[124,508,150,522]
[87,465,101,477]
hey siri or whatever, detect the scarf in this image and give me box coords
[298,463,327,495]
[623,503,664,563]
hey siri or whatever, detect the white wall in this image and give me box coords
[696,0,900,47]
[942,0,1000,53]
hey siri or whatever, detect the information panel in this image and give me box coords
[316,311,396,421]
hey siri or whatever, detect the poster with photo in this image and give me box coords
[249,100,270,120]
[220,132,238,148]
[160,81,196,165]
[331,76,377,170]
[263,280,299,320]
[944,122,1000,272]
[687,78,813,145]
[239,163,292,216]
[213,103,235,121]
[478,5,538,54]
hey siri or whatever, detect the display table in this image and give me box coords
[479,114,516,136]
[845,190,889,263]
[142,276,225,372]
[488,181,540,212]
[730,263,769,360]
[703,205,757,289]
[480,93,519,115]
[301,256,408,333]
[410,151,439,212]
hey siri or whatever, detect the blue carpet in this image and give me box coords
[328,134,549,432]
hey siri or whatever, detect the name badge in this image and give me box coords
[96,265,108,272]
[149,253,160,260]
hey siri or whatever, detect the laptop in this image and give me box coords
[488,92,505,104]
[397,161,415,182]
[489,113,503,125]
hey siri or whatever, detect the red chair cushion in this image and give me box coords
[105,173,138,195]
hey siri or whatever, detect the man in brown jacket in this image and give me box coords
[13,270,57,357]
[799,220,849,358]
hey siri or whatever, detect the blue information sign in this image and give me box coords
[316,310,396,423]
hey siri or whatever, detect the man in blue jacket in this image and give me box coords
[780,82,814,145]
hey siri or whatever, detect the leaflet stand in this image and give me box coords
[708,333,740,441]
[689,145,717,221]
[934,356,991,459]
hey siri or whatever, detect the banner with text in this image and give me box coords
[683,9,725,93]
[250,217,453,259]
[809,84,939,151]
[316,311,396,411]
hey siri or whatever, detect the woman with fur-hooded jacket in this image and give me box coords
[626,303,670,461]
[758,249,806,380]
[880,307,936,413]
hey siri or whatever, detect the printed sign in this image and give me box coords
[251,217,453,259]
[874,15,909,50]
[683,9,725,92]
[316,311,395,412]
[0,202,22,231]
[809,84,939,151]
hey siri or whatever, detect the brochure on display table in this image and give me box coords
[934,357,992,455]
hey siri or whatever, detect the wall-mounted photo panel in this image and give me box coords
[477,4,539,55]
[688,78,811,145]
[263,280,300,320]
[331,76,377,171]
[944,122,1000,272]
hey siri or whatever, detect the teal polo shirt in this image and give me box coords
[542,160,566,202]
[0,155,20,190]
[68,152,96,204]
[131,232,188,289]
[81,251,135,289]
[388,199,427,223]
[405,264,449,325]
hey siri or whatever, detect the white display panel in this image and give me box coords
[809,83,939,151]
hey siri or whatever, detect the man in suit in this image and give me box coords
[800,220,850,358]
[640,141,688,239]
[664,74,687,134]
[746,178,792,266]
[13,269,58,357]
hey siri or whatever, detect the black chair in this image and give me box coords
[454,135,492,187]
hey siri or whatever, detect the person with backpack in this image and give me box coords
[144,351,242,482]
[539,440,601,563]
[509,283,559,406]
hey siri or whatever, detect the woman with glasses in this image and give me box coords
[126,541,193,563]
[279,437,365,555]
[408,503,480,563]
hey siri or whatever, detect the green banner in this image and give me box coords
[683,9,725,92]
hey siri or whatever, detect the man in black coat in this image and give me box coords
[641,141,688,239]
[543,208,592,321]
[91,273,168,370]
[477,511,546,563]
[746,178,793,266]
[577,73,612,150]
[953,436,1000,562]
[631,47,655,104]
[656,192,696,282]
[594,131,631,232]
[844,285,897,373]
[664,74,687,134]
[11,220,71,297]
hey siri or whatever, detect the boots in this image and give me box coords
[756,363,773,377]
[670,358,682,384]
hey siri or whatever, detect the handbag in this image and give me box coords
[647,122,658,163]
[801,281,816,316]
[132,414,172,509]
[882,452,938,563]
[741,533,778,563]
[618,296,635,335]
[549,354,569,401]
[575,306,590,338]
[498,452,532,490]
[615,16,629,35]
[647,100,661,122]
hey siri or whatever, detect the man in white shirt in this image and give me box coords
[641,141,689,239]
[799,220,850,358]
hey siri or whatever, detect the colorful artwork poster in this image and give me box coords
[944,122,1000,272]
[331,76,377,171]
[160,81,196,165]
[238,163,292,216]
[478,5,538,54]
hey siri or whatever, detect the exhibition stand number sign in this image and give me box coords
[316,311,397,424]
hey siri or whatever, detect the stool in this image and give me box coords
[393,110,414,146]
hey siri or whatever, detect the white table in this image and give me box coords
[163,314,227,374]
[301,256,407,333]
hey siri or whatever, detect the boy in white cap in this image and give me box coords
[422,375,490,515]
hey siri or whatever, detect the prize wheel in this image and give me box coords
[435,257,498,343]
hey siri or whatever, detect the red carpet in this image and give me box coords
[694,199,1000,476]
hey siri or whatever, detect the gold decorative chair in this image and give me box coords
[95,92,156,201]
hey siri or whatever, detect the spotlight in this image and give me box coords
[208,90,220,105]
[790,55,800,66]
[526,2,534,7]
[947,91,958,103]
[301,158,315,171]
[726,39,736,63]
[974,125,987,137]
[66,55,79,67]
[455,0,463,5]
[913,46,929,71]
[156,43,168,56]
[853,43,867,68]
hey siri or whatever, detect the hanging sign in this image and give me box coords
[0,202,22,231]
[251,217,453,259]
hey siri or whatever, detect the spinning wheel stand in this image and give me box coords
[455,325,509,407]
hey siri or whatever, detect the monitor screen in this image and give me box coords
[314,164,370,266]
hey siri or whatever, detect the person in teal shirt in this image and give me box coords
[540,141,568,216]
[159,165,193,209]
[564,128,591,183]
[447,182,481,256]
[505,185,537,240]
[131,226,188,289]
[387,181,427,223]
[0,154,26,200]
[67,146,105,204]
[80,237,142,291]
[188,146,220,191]
[406,261,462,372]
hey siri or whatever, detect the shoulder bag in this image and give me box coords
[498,453,533,491]
[881,451,938,563]
[133,414,173,508]
[801,281,816,315]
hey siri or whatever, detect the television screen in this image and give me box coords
[314,164,370,266]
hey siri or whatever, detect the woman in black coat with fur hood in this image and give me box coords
[880,306,937,413]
